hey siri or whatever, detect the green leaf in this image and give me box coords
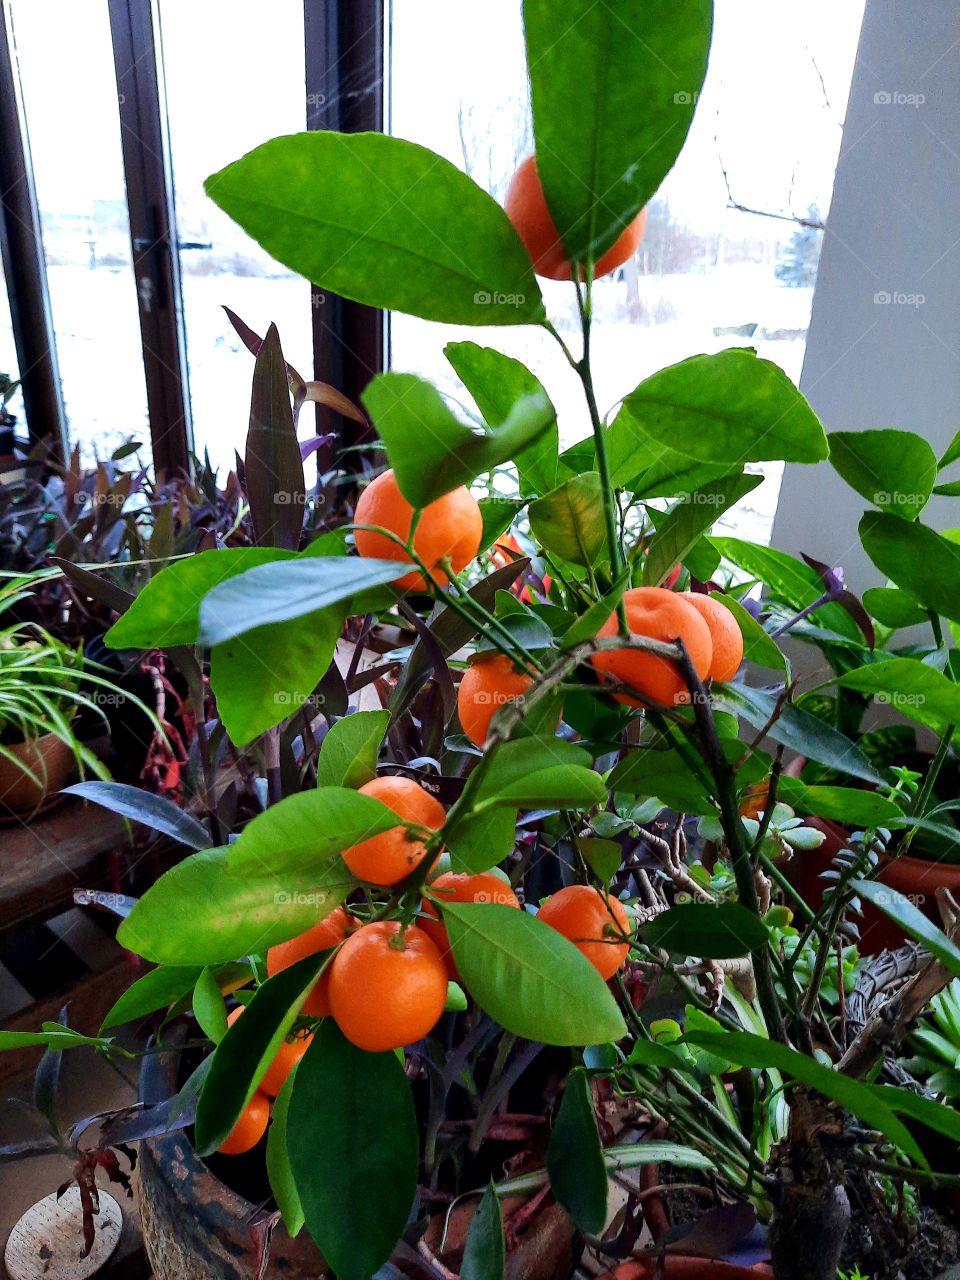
[63,782,212,850]
[711,593,785,671]
[641,903,768,959]
[198,556,409,646]
[528,473,607,566]
[462,1182,505,1280]
[472,738,605,811]
[444,903,627,1045]
[720,685,882,785]
[860,512,960,624]
[193,968,229,1044]
[288,1021,418,1280]
[576,837,623,886]
[473,611,554,656]
[117,848,352,966]
[604,411,735,495]
[829,429,937,518]
[478,498,526,552]
[868,1083,960,1145]
[833,658,960,734]
[619,350,829,468]
[206,132,544,326]
[363,372,553,508]
[559,578,628,650]
[105,548,288,649]
[933,479,960,497]
[446,806,519,875]
[608,747,714,815]
[685,1029,926,1166]
[100,965,203,1032]
[227,787,397,878]
[315,711,390,790]
[524,0,711,265]
[776,779,904,828]
[940,430,960,470]
[245,322,304,550]
[266,1068,305,1238]
[850,880,960,979]
[194,955,323,1154]
[862,587,929,630]
[546,1067,608,1234]
[642,473,762,587]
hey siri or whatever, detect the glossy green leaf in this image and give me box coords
[940,430,960,469]
[524,0,711,265]
[829,429,937,519]
[608,747,714,815]
[462,1182,504,1280]
[528,473,607,566]
[100,965,203,1032]
[619,350,829,468]
[446,806,519,875]
[776,779,904,828]
[862,586,928,629]
[641,903,768,959]
[193,968,228,1044]
[288,1021,418,1280]
[576,837,623,886]
[850,880,960,979]
[604,412,735,495]
[559,576,628,649]
[868,1083,960,1145]
[194,955,323,1154]
[315,711,390,790]
[685,1028,925,1165]
[64,781,212,850]
[473,738,604,811]
[711,593,785,671]
[546,1067,608,1233]
[445,903,627,1045]
[117,848,352,966]
[266,1067,305,1237]
[833,658,960,734]
[206,132,544,326]
[642,473,762,587]
[860,512,960,624]
[478,498,527,552]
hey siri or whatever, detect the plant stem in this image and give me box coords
[901,725,955,857]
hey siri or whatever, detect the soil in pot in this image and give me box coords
[0,733,73,814]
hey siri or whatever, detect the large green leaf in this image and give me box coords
[117,848,352,965]
[641,903,769,959]
[641,473,762,587]
[860,512,960,624]
[528,473,607,566]
[685,1029,926,1166]
[850,880,960,979]
[776,779,904,828]
[226,787,398,878]
[363,373,553,508]
[315,711,390,790]
[833,658,960,734]
[473,738,606,811]
[829,429,937,519]
[63,782,212,850]
[445,903,627,1045]
[462,1183,505,1280]
[194,954,324,1154]
[608,747,715,815]
[603,410,735,495]
[288,1021,418,1280]
[619,350,829,468]
[862,587,928,630]
[546,1067,608,1234]
[444,342,562,497]
[206,131,544,326]
[446,806,519,875]
[524,0,711,265]
[104,548,288,649]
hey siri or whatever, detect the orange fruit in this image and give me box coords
[342,775,446,886]
[537,885,632,979]
[328,920,448,1051]
[225,1006,312,1098]
[740,782,769,821]
[218,1091,270,1155]
[591,587,713,707]
[680,593,744,683]
[266,906,354,1017]
[420,871,521,977]
[505,154,647,282]
[458,653,535,748]
[354,468,483,591]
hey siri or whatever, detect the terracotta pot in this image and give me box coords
[138,1041,324,1279]
[0,732,73,813]
[599,1258,772,1278]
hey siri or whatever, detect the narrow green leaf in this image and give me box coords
[776,779,904,828]
[711,593,785,671]
[461,1182,505,1280]
[63,782,212,850]
[315,711,390,790]
[546,1067,608,1233]
[267,1067,305,1238]
[245,322,304,550]
[850,880,960,979]
[100,966,203,1032]
[560,576,628,649]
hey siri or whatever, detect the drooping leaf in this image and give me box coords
[266,1067,305,1237]
[576,837,623,886]
[287,1021,418,1280]
[63,782,212,850]
[828,428,937,519]
[100,965,203,1032]
[862,587,929,630]
[244,323,304,550]
[528,473,607,566]
[850,880,960,979]
[315,711,390,790]
[860,512,960,624]
[362,373,554,508]
[193,968,229,1044]
[642,473,762,587]
[546,1067,608,1233]
[833,658,960,734]
[445,903,627,1045]
[524,0,711,265]
[461,1182,505,1280]
[641,903,768,959]
[206,131,544,326]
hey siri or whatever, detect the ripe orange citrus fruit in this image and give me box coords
[266,906,354,1017]
[680,593,744,683]
[218,1091,270,1155]
[342,775,446,886]
[225,1007,312,1098]
[739,782,769,821]
[328,920,448,1051]
[505,154,647,282]
[591,587,713,707]
[458,653,535,748]
[420,870,521,976]
[537,885,632,979]
[354,468,483,591]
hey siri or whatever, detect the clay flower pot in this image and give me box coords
[0,732,73,814]
[599,1257,772,1278]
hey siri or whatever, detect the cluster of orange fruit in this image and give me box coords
[218,774,634,1155]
